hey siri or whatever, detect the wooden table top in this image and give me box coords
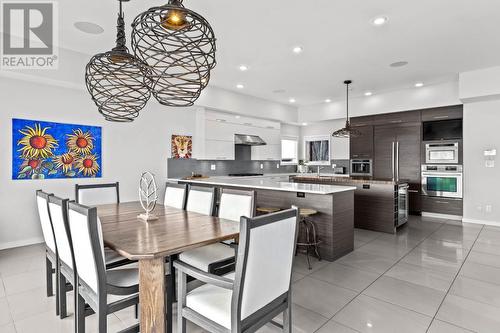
[97,201,239,260]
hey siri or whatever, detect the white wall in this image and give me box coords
[0,78,199,249]
[298,81,460,122]
[460,67,500,226]
[462,101,500,225]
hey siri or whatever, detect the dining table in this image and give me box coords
[96,201,240,333]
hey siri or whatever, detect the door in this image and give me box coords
[373,126,396,180]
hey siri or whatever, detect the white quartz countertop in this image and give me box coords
[167,176,356,195]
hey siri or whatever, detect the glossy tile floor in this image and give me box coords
[1,216,500,332]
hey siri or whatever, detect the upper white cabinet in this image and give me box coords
[193,108,281,160]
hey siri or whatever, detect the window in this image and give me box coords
[281,137,298,165]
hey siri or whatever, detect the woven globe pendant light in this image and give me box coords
[85,0,151,122]
[131,0,216,107]
[332,80,362,138]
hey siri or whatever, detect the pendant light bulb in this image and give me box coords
[161,0,189,30]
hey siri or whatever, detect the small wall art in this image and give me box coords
[12,118,102,180]
[171,134,192,159]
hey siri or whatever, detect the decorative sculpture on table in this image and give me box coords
[138,172,159,221]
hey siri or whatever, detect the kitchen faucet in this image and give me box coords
[317,166,326,177]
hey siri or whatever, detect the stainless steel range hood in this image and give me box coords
[234,134,267,146]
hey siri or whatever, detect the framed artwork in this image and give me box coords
[171,135,192,159]
[12,118,102,180]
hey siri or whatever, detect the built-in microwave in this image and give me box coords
[425,142,459,164]
[350,159,372,176]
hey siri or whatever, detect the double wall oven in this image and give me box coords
[421,165,463,198]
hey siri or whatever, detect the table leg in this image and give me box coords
[139,258,166,333]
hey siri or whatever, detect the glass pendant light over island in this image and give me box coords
[85,0,151,122]
[331,80,362,138]
[131,0,217,107]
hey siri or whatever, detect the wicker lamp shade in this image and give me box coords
[85,1,151,122]
[131,0,216,107]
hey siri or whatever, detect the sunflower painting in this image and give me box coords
[12,119,102,180]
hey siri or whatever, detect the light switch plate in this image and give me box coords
[276,163,280,169]
[260,163,264,169]
[210,164,216,171]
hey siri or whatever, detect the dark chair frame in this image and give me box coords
[75,182,120,204]
[175,208,299,333]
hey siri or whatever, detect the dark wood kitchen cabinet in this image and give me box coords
[374,123,422,213]
[421,105,463,122]
[350,125,374,159]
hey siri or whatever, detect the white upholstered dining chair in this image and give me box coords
[185,186,217,215]
[75,182,120,206]
[164,182,188,209]
[35,190,58,313]
[174,208,299,333]
[67,201,163,333]
[178,188,255,275]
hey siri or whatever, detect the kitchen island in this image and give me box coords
[169,176,356,261]
[291,175,408,234]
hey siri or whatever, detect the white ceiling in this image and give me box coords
[16,0,500,105]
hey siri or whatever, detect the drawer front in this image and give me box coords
[421,196,463,215]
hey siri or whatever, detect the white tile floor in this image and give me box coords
[1,216,500,332]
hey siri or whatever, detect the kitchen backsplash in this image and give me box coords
[167,158,350,178]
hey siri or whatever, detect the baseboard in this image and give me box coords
[422,212,463,221]
[462,218,500,227]
[0,237,44,251]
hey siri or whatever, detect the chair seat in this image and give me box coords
[104,248,127,264]
[107,264,171,289]
[179,243,235,272]
[185,273,235,329]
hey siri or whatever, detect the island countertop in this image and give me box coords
[168,176,356,195]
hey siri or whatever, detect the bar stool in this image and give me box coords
[296,208,321,270]
[256,207,281,215]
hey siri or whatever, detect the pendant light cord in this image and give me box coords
[346,82,349,120]
[113,0,127,52]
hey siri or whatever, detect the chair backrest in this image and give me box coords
[67,202,106,295]
[218,189,255,222]
[186,186,216,215]
[35,190,56,254]
[164,183,188,209]
[75,182,120,206]
[232,208,299,326]
[47,195,73,268]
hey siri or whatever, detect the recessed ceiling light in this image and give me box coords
[325,99,332,103]
[236,84,244,89]
[292,46,303,54]
[415,82,424,88]
[235,115,241,119]
[390,61,408,68]
[364,91,373,96]
[372,16,388,26]
[289,98,296,103]
[74,21,104,35]
[239,65,248,71]
[302,122,308,126]
[366,323,373,328]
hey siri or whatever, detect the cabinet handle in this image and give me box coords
[408,190,419,193]
[216,119,227,122]
[433,115,449,119]
[436,201,449,204]
[390,120,403,123]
